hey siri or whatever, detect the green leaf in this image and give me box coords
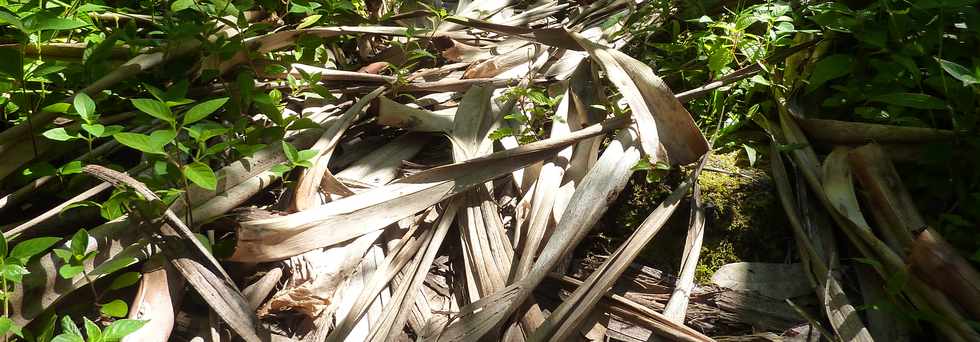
[282,141,300,163]
[631,158,654,171]
[287,117,321,130]
[869,93,946,110]
[171,0,196,12]
[100,300,129,318]
[297,149,318,162]
[102,125,125,137]
[59,161,84,175]
[89,255,140,279]
[73,93,96,123]
[70,229,89,256]
[265,64,288,75]
[131,99,174,123]
[84,318,103,342]
[32,18,89,32]
[297,14,322,29]
[61,316,82,337]
[708,48,734,74]
[936,58,980,86]
[37,313,58,342]
[153,159,170,176]
[185,124,229,143]
[270,164,293,175]
[150,129,177,147]
[806,54,853,92]
[488,127,514,141]
[0,231,6,260]
[43,128,79,141]
[51,334,84,342]
[183,162,217,190]
[114,132,166,154]
[82,250,99,262]
[62,201,101,215]
[0,11,25,32]
[10,237,61,263]
[58,265,85,279]
[0,317,22,337]
[142,83,167,102]
[527,91,550,105]
[53,249,74,263]
[183,97,229,125]
[102,320,148,342]
[0,263,29,282]
[109,272,142,290]
[43,103,71,113]
[81,124,105,138]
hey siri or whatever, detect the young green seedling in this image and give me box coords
[41,93,124,152]
[53,315,147,342]
[0,233,62,338]
[270,141,318,176]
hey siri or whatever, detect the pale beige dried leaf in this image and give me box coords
[531,162,694,342]
[377,97,455,133]
[231,117,625,262]
[430,128,640,342]
[293,87,384,210]
[122,260,183,342]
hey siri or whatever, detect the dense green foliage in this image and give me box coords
[624,0,980,261]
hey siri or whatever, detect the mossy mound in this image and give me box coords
[587,151,792,283]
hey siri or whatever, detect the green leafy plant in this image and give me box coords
[51,229,141,321]
[271,141,318,176]
[490,86,562,143]
[53,229,98,287]
[41,93,124,152]
[631,158,672,183]
[52,316,147,342]
[111,87,230,191]
[0,234,61,338]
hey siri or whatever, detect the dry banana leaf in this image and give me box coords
[769,146,873,342]
[530,159,697,342]
[798,118,955,144]
[430,128,640,342]
[663,156,707,322]
[122,259,184,342]
[83,165,269,342]
[231,116,626,262]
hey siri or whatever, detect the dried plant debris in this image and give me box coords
[2,1,977,342]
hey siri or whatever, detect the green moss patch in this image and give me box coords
[586,151,792,283]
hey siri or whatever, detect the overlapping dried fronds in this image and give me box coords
[11,1,976,341]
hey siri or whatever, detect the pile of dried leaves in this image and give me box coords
[1,1,978,342]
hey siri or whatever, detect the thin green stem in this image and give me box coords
[166,154,195,226]
[2,273,7,342]
[81,270,100,303]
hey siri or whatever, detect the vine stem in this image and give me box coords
[81,271,101,304]
[3,275,8,342]
[166,154,195,226]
